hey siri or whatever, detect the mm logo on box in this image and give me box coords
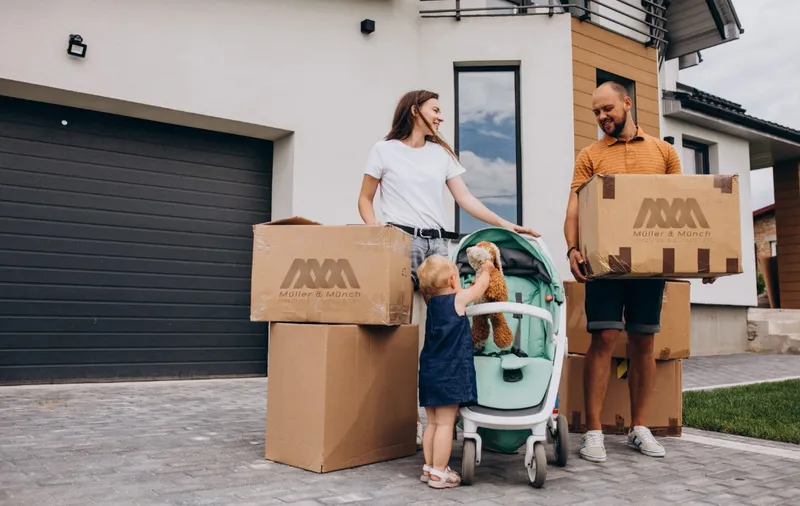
[633,198,710,229]
[280,259,361,290]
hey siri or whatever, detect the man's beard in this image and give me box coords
[604,109,627,138]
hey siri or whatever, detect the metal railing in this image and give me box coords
[419,0,668,51]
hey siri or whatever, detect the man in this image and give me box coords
[563,81,714,463]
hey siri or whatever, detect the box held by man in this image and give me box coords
[250,217,413,325]
[266,323,419,473]
[577,174,742,279]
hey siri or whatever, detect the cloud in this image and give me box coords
[679,0,800,209]
[457,71,516,125]
[459,150,518,206]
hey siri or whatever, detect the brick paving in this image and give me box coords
[2,357,799,506]
[682,353,800,390]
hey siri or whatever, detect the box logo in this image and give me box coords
[633,198,710,229]
[280,259,361,290]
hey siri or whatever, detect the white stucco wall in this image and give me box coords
[662,117,758,307]
[419,14,575,279]
[0,0,423,225]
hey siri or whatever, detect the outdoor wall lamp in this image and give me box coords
[664,136,675,145]
[67,34,87,58]
[361,19,375,35]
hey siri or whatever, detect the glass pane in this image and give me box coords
[695,149,708,175]
[456,71,519,234]
[682,146,697,174]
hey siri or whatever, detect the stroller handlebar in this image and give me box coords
[465,302,553,326]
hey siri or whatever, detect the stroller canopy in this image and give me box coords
[452,227,565,307]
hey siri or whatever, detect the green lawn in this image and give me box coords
[683,379,800,445]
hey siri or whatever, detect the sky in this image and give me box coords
[679,0,800,211]
[456,0,799,231]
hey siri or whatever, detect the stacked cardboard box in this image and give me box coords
[562,280,688,436]
[561,173,744,437]
[250,217,419,473]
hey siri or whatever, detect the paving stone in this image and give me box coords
[1,376,798,506]
[682,353,800,389]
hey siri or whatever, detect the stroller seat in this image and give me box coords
[455,251,560,411]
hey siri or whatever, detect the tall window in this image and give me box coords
[454,66,522,235]
[683,139,710,175]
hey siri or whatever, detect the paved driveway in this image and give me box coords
[3,354,800,506]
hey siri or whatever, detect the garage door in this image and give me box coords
[0,95,272,384]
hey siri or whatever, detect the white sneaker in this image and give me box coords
[416,421,424,450]
[579,430,607,463]
[627,426,666,458]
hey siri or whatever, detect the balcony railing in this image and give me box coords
[420,0,668,54]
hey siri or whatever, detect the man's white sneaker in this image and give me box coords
[416,421,424,450]
[627,426,666,457]
[579,430,607,463]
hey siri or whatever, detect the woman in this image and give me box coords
[358,89,539,448]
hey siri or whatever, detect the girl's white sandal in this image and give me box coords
[427,466,461,489]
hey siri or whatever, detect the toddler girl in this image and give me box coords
[416,254,493,489]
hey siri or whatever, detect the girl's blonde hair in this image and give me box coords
[417,255,458,299]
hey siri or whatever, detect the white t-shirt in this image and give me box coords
[364,139,466,230]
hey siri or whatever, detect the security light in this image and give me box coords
[67,34,87,58]
[361,19,375,35]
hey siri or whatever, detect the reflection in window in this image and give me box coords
[454,67,522,235]
[683,139,710,175]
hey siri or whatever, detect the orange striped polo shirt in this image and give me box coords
[570,126,682,192]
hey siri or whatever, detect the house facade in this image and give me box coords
[0,0,757,384]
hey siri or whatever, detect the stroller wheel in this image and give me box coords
[554,414,569,467]
[526,442,547,488]
[461,439,476,485]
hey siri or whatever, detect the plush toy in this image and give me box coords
[466,241,514,351]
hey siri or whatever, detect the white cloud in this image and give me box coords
[459,150,518,206]
[458,71,516,125]
[751,168,774,211]
[678,0,800,209]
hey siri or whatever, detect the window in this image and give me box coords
[770,240,777,257]
[682,139,710,175]
[454,66,522,235]
[595,69,637,139]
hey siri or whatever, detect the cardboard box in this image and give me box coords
[564,280,691,360]
[266,323,419,473]
[577,174,742,279]
[250,217,413,325]
[564,354,682,436]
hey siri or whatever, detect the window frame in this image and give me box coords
[595,69,637,125]
[453,64,523,236]
[682,138,711,175]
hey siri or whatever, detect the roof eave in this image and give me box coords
[663,96,800,170]
[665,0,745,61]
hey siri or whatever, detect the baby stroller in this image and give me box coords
[451,227,569,488]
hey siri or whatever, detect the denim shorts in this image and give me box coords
[585,279,666,334]
[410,236,450,291]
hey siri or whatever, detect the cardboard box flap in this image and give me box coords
[256,216,322,227]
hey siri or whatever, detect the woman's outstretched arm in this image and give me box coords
[446,176,540,237]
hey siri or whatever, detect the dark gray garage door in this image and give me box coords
[0,95,272,384]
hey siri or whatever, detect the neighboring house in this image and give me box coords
[660,66,800,352]
[0,0,749,384]
[753,204,777,266]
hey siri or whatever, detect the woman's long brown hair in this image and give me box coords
[384,90,459,161]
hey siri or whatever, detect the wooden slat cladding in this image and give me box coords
[571,17,660,153]
[774,160,800,309]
